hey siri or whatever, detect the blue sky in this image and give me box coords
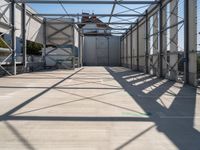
[28,2,150,30]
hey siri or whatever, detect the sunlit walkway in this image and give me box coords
[0,67,200,150]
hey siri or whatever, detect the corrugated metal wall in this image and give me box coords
[83,36,120,66]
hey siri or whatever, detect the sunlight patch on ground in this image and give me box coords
[133,77,157,86]
[126,74,150,83]
[142,79,168,94]
[194,88,200,131]
[156,83,183,109]
[122,73,144,79]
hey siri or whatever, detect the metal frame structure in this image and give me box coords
[33,14,146,17]
[14,0,159,4]
[0,0,158,74]
[0,1,15,75]
[0,0,198,86]
[120,0,198,86]
[44,19,76,69]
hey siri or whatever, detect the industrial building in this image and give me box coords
[0,0,200,149]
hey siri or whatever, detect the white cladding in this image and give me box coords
[0,0,43,43]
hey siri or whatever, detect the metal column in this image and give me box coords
[72,25,76,69]
[72,24,75,69]
[120,37,122,66]
[122,37,124,66]
[169,0,178,81]
[145,10,149,73]
[121,37,123,66]
[130,26,133,70]
[159,1,163,77]
[80,35,83,67]
[108,37,110,66]
[11,0,16,75]
[43,18,47,67]
[136,20,139,71]
[184,0,189,84]
[126,34,128,67]
[22,3,27,70]
[78,30,80,68]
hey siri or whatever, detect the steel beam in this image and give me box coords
[130,25,133,70]
[153,13,158,75]
[108,0,116,24]
[11,0,16,75]
[72,24,75,69]
[162,6,167,77]
[22,3,27,70]
[80,35,83,67]
[33,14,145,17]
[46,21,136,25]
[43,18,47,67]
[82,28,128,31]
[184,0,189,84]
[145,10,149,73]
[0,21,12,29]
[123,37,125,66]
[121,37,124,66]
[159,1,163,77]
[136,20,139,71]
[107,37,110,66]
[126,33,128,67]
[78,30,80,68]
[15,0,159,5]
[82,32,124,34]
[169,0,178,81]
[120,37,122,66]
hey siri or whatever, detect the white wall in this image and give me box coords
[0,0,43,43]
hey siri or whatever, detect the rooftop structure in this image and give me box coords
[0,0,200,149]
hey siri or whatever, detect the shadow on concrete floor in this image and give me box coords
[106,67,200,150]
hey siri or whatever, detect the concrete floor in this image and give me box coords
[0,67,200,150]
